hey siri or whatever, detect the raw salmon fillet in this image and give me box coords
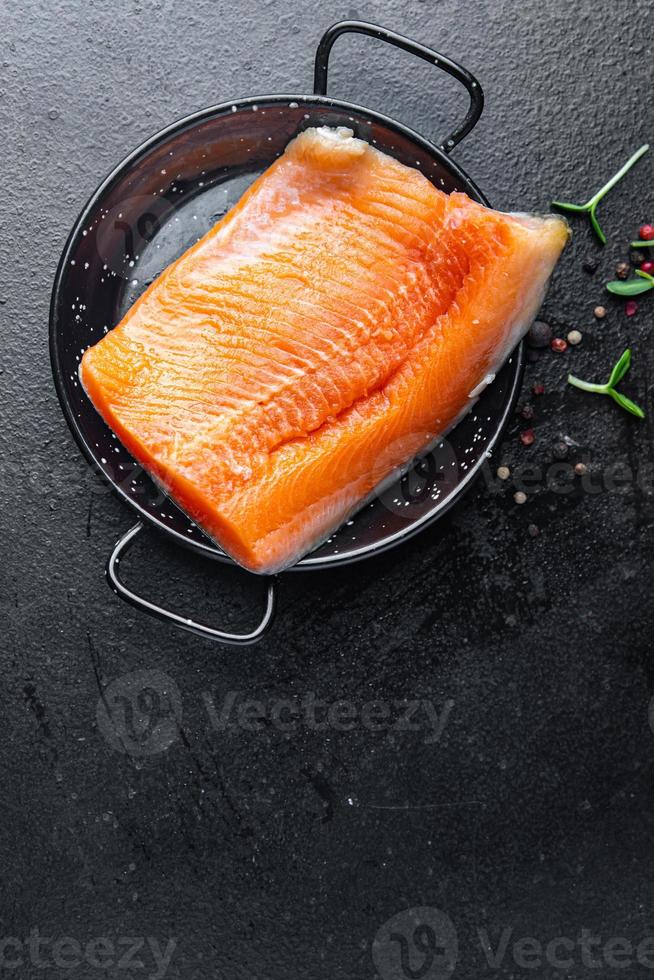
[81,126,568,573]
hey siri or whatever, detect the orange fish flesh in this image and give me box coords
[80,126,568,573]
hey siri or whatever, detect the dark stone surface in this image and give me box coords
[2,1,654,977]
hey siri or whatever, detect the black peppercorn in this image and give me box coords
[527,320,552,348]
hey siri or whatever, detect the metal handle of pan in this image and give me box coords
[314,21,484,153]
[106,522,276,645]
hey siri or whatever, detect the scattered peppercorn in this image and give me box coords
[527,319,552,348]
[528,523,540,538]
[514,491,527,505]
[553,441,568,460]
[638,223,654,241]
[567,329,582,346]
[594,306,606,319]
[582,256,599,274]
[640,260,654,275]
[574,462,588,476]
[615,261,630,280]
[631,250,646,265]
[551,337,568,352]
[519,403,535,420]
[520,428,535,446]
[532,383,545,396]
[625,300,638,317]
[496,465,510,481]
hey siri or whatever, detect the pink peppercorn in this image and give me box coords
[520,428,535,446]
[625,300,638,317]
[532,383,545,396]
[638,224,654,241]
[551,337,568,352]
[640,261,654,275]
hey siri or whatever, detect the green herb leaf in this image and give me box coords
[551,143,649,244]
[630,239,654,248]
[635,269,654,283]
[567,348,645,419]
[608,348,631,387]
[609,389,645,418]
[606,278,654,296]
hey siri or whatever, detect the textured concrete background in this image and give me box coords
[1,0,654,977]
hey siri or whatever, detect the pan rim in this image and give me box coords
[49,92,523,572]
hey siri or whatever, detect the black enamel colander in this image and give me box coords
[50,21,523,644]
